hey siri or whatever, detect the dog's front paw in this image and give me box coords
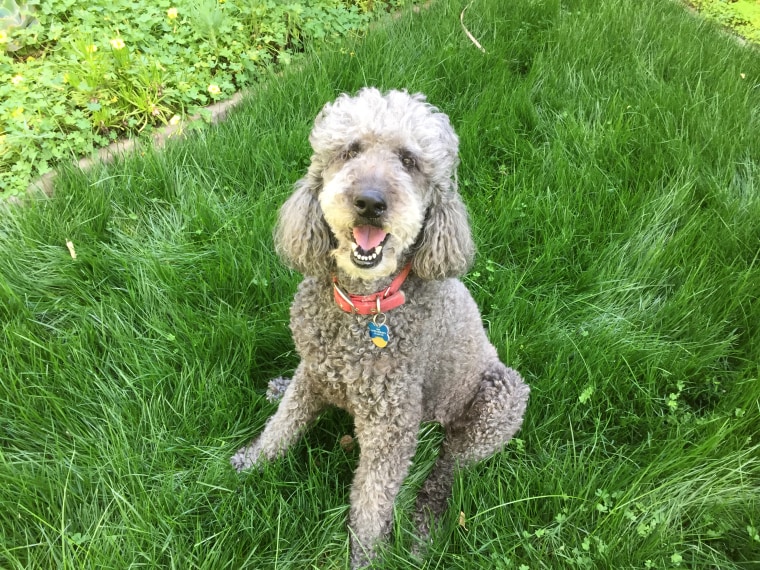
[230,443,260,472]
[350,547,371,570]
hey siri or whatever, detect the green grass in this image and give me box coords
[2,0,759,567]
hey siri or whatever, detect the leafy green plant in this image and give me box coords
[0,0,404,197]
[689,0,760,44]
[0,0,39,52]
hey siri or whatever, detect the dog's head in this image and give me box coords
[275,88,474,281]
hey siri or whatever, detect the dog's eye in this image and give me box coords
[401,155,416,169]
[342,148,359,160]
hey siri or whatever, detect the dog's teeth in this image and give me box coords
[351,242,384,263]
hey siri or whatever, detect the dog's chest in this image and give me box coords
[290,280,424,413]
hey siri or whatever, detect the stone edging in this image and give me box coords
[14,91,247,204]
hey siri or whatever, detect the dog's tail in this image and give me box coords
[266,376,291,402]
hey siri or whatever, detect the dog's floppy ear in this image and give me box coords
[274,173,334,277]
[412,187,475,280]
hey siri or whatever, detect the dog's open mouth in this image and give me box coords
[351,225,390,268]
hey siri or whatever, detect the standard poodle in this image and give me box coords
[231,87,530,567]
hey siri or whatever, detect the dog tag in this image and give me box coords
[368,316,389,348]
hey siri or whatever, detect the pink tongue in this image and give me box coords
[353,226,387,250]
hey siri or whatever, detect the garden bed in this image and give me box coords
[0,0,403,196]
[687,0,760,45]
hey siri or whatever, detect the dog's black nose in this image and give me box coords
[353,190,387,218]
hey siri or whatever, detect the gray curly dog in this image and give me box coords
[231,88,530,567]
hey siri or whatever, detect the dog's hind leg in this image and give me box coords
[231,365,323,472]
[413,363,529,538]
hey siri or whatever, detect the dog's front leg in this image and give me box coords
[231,364,323,472]
[348,413,420,568]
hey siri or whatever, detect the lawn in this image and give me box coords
[1,0,759,568]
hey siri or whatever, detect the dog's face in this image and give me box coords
[318,138,428,278]
[275,88,474,282]
[312,89,460,279]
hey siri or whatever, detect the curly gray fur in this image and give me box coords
[231,88,530,568]
[265,376,291,402]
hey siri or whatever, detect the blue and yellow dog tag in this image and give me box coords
[368,315,390,348]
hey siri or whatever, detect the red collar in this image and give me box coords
[333,263,412,315]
